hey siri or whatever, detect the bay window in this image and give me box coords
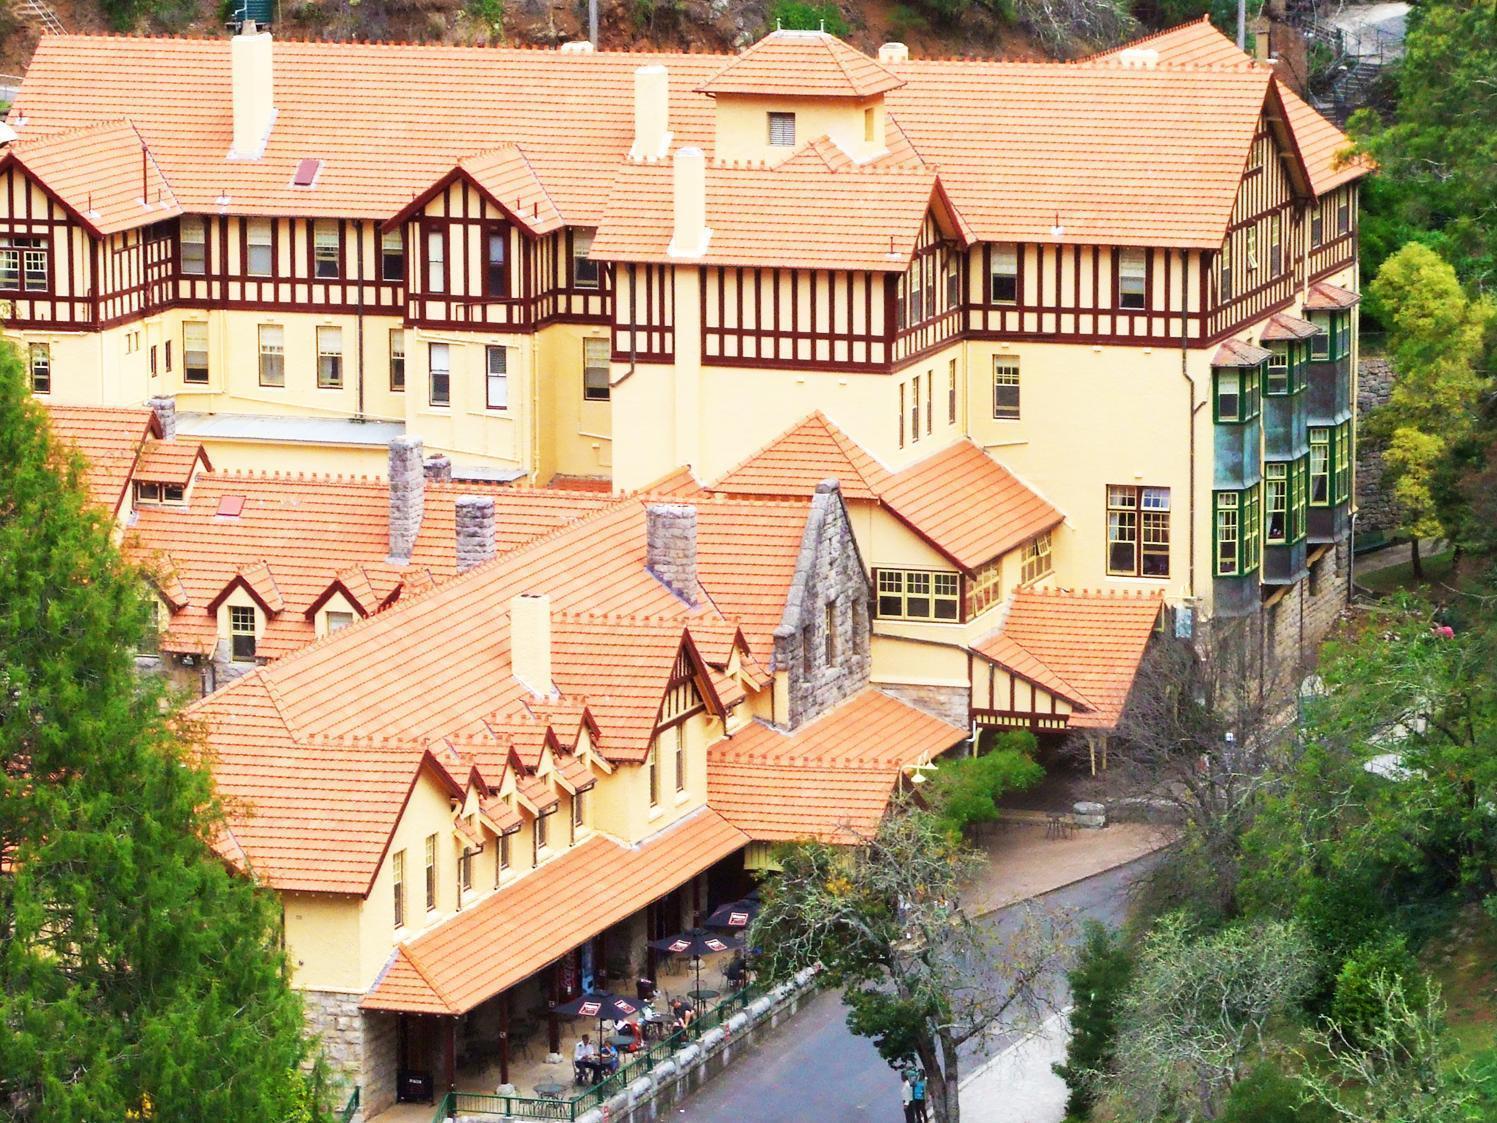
[1215,486,1261,576]
[876,569,960,622]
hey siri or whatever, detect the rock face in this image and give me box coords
[1073,801,1106,829]
[1356,357,1396,536]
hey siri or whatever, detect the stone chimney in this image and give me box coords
[878,42,909,63]
[455,496,496,572]
[423,455,452,482]
[387,436,424,564]
[229,22,276,160]
[629,65,672,162]
[510,593,553,697]
[147,395,176,442]
[646,503,698,605]
[668,148,710,259]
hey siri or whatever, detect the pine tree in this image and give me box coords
[0,342,320,1122]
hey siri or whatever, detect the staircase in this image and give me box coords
[17,0,67,35]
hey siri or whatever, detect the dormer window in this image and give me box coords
[768,112,796,147]
[135,480,185,505]
[326,610,355,633]
[229,605,257,661]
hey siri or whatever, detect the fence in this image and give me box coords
[338,1087,360,1123]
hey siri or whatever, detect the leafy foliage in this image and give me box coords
[925,731,1043,841]
[1330,934,1421,1050]
[1052,921,1134,1119]
[1218,1063,1335,1123]
[767,0,848,34]
[0,341,323,1122]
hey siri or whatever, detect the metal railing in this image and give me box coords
[337,1087,360,1123]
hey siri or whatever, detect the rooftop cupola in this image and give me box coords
[229,20,276,160]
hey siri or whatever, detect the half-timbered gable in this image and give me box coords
[1306,183,1357,283]
[0,151,100,330]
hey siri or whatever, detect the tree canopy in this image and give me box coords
[0,342,322,1122]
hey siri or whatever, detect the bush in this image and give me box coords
[1330,934,1420,1050]
[767,0,848,34]
[927,730,1043,842]
[1219,1063,1335,1123]
[1053,921,1134,1118]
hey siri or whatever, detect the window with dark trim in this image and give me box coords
[1107,485,1170,577]
[392,850,406,928]
[1118,249,1147,310]
[1311,205,1325,248]
[990,244,1018,304]
[179,218,206,276]
[389,328,405,391]
[876,569,960,621]
[313,220,340,279]
[948,359,957,424]
[229,604,257,661]
[485,226,508,297]
[426,227,446,293]
[423,833,437,910]
[0,235,48,292]
[183,322,209,384]
[28,343,50,394]
[583,338,610,401]
[925,371,933,435]
[486,345,508,409]
[572,230,599,289]
[824,600,837,665]
[246,219,273,277]
[768,112,796,146]
[258,324,285,387]
[1336,191,1351,235]
[381,229,405,282]
[898,383,905,448]
[993,356,1020,419]
[910,373,921,442]
[1213,362,1261,423]
[1215,486,1260,576]
[316,326,343,389]
[429,342,451,406]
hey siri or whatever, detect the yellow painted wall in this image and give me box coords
[283,892,365,992]
[713,93,886,166]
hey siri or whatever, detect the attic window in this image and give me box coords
[291,159,322,187]
[216,494,246,518]
[767,112,796,147]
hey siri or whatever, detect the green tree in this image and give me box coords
[750,795,1070,1123]
[1052,920,1134,1119]
[0,341,323,1122]
[1363,244,1494,577]
[925,730,1043,842]
[767,0,849,34]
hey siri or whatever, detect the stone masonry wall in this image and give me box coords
[877,682,969,728]
[387,435,425,563]
[773,480,872,729]
[302,990,398,1122]
[645,504,699,604]
[1265,540,1351,672]
[455,495,497,572]
[1356,357,1396,536]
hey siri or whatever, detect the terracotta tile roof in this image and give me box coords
[592,158,956,272]
[1260,311,1320,341]
[880,441,1063,569]
[5,118,181,235]
[696,29,906,99]
[708,688,965,842]
[1212,338,1272,367]
[43,403,158,515]
[972,588,1163,729]
[1304,279,1360,310]
[777,128,925,172]
[132,438,211,485]
[126,472,609,661]
[362,807,748,1015]
[712,411,892,502]
[387,143,565,237]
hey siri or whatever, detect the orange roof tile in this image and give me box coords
[972,588,1163,729]
[1261,311,1320,341]
[5,118,181,235]
[708,688,965,842]
[386,143,565,237]
[362,807,747,1014]
[132,437,210,485]
[1213,338,1273,367]
[696,30,906,99]
[1304,279,1360,310]
[712,412,892,502]
[43,403,157,516]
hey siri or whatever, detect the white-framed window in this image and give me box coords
[875,569,961,622]
[910,373,921,442]
[229,604,257,661]
[966,558,1001,617]
[258,324,285,387]
[183,322,209,384]
[990,244,1018,304]
[1118,249,1147,310]
[583,338,610,401]
[392,850,406,928]
[1265,462,1289,544]
[28,343,50,394]
[426,228,446,293]
[993,356,1020,419]
[313,220,340,279]
[246,218,273,277]
[429,342,450,407]
[768,112,796,147]
[381,229,404,282]
[389,328,405,391]
[326,610,355,632]
[572,230,599,289]
[1107,485,1170,577]
[1245,226,1259,273]
[648,740,661,808]
[180,218,206,276]
[423,833,437,910]
[1,235,48,291]
[316,326,343,389]
[1021,531,1052,584]
[485,345,508,410]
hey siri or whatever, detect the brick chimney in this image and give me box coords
[629,65,672,162]
[229,21,276,160]
[147,395,176,442]
[387,436,424,564]
[510,593,554,697]
[668,148,710,259]
[646,503,698,606]
[454,496,496,572]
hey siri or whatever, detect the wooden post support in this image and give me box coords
[442,1016,457,1113]
[1087,733,1097,777]
[499,991,511,1086]
[548,963,562,1055]
[1101,734,1109,771]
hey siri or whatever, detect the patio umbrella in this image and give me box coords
[703,897,759,931]
[648,928,743,1004]
[549,991,641,1045]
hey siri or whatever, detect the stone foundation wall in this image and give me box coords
[1264,540,1351,671]
[1356,357,1396,535]
[302,990,398,1122]
[875,682,969,729]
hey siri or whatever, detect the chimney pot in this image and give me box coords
[510,593,554,698]
[230,25,276,160]
[668,148,710,259]
[877,42,909,63]
[147,395,177,442]
[629,65,672,162]
[454,496,497,572]
[387,436,424,563]
[646,503,698,605]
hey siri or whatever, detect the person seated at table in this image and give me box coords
[598,1042,620,1074]
[572,1034,596,1083]
[669,997,696,1030]
[724,951,748,990]
[617,1020,644,1053]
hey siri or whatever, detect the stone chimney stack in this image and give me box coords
[455,496,496,572]
[629,65,672,162]
[423,455,452,482]
[646,503,698,606]
[147,395,177,442]
[510,593,554,697]
[229,21,276,160]
[387,436,425,564]
[668,148,710,259]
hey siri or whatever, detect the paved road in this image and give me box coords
[676,857,1158,1123]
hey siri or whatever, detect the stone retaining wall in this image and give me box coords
[1356,357,1396,535]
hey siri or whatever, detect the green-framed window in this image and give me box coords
[1213,361,1262,423]
[1265,341,1307,395]
[1266,459,1308,543]
[1290,456,1308,541]
[1333,421,1351,503]
[1308,311,1352,361]
[1310,429,1331,505]
[1215,485,1260,576]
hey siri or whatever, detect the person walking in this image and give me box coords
[900,1069,917,1123]
[911,1069,928,1123]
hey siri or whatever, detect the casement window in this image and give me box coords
[183,322,210,384]
[1021,531,1053,584]
[945,254,960,308]
[1336,191,1351,235]
[498,832,511,878]
[898,383,905,448]
[28,344,50,394]
[1107,485,1170,578]
[583,338,610,401]
[1291,457,1308,540]
[648,740,660,808]
[0,236,48,292]
[948,359,957,424]
[966,558,1002,617]
[907,269,923,330]
[1245,227,1259,273]
[257,324,285,387]
[1269,217,1283,277]
[1334,421,1351,503]
[864,107,876,143]
[1215,486,1261,576]
[426,227,446,293]
[1309,428,1331,504]
[1219,255,1234,302]
[876,569,960,622]
[423,833,437,910]
[326,610,355,633]
[990,244,1018,304]
[136,481,185,505]
[316,326,343,389]
[1265,462,1289,543]
[1309,315,1331,360]
[313,221,340,279]
[389,328,406,391]
[1309,312,1349,361]
[910,374,921,442]
[1311,205,1325,248]
[824,600,837,665]
[673,722,687,793]
[1213,362,1260,423]
[1118,249,1147,310]
[767,111,796,146]
[381,229,405,282]
[572,230,600,289]
[428,343,450,407]
[485,227,508,297]
[392,850,406,928]
[229,605,257,662]
[246,219,273,276]
[485,345,508,409]
[180,218,207,276]
[993,356,1020,419]
[1266,342,1290,395]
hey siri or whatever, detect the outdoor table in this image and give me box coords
[642,1016,671,1041]
[688,988,719,1002]
[535,1081,565,1099]
[609,1032,636,1049]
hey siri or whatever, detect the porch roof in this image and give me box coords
[361,807,748,1016]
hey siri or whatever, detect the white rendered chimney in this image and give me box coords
[629,65,672,162]
[1117,47,1159,69]
[878,42,909,63]
[229,22,277,160]
[510,593,554,698]
[668,148,711,259]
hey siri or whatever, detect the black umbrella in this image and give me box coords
[703,897,759,931]
[549,991,641,1048]
[648,928,742,1005]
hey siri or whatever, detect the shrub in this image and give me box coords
[1053,921,1134,1118]
[926,730,1043,842]
[1330,934,1420,1050]
[1219,1063,1335,1123]
[767,0,847,34]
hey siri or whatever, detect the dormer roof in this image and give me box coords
[696,30,906,99]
